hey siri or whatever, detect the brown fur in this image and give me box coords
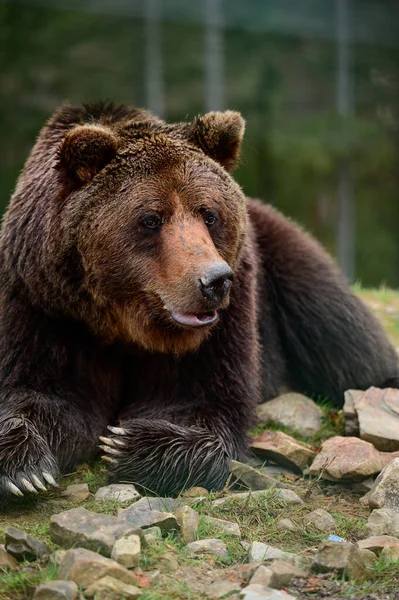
[0,102,398,502]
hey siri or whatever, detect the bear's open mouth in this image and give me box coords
[170,310,218,328]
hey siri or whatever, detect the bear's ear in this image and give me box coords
[186,111,245,171]
[57,124,119,186]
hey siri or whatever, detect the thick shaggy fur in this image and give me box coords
[0,103,398,502]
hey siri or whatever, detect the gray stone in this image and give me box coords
[240,585,297,599]
[208,579,242,598]
[5,527,50,561]
[354,387,399,451]
[357,535,399,553]
[33,581,79,600]
[111,534,141,568]
[368,458,399,512]
[174,505,199,543]
[95,484,141,505]
[365,508,399,537]
[143,526,162,544]
[250,430,316,472]
[256,393,323,437]
[0,546,18,570]
[312,540,355,574]
[57,547,140,589]
[118,508,179,532]
[212,489,302,508]
[249,565,273,586]
[381,544,399,562]
[275,518,298,532]
[345,548,377,581]
[248,542,299,566]
[268,561,307,588]
[187,538,229,559]
[63,483,90,502]
[118,496,180,514]
[229,460,285,490]
[305,509,335,532]
[309,436,399,482]
[343,389,361,436]
[202,516,241,537]
[50,507,137,557]
[85,575,142,599]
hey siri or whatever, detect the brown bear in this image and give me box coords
[0,102,398,502]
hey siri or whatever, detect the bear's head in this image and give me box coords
[14,105,248,355]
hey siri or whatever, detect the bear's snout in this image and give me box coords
[198,262,234,305]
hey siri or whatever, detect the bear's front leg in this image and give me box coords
[100,418,234,496]
[0,387,111,502]
[0,413,58,497]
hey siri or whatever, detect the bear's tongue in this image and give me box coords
[171,311,218,328]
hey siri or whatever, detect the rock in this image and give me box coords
[58,547,140,589]
[208,579,242,598]
[250,430,316,472]
[0,547,18,569]
[33,581,79,600]
[353,387,399,451]
[174,505,199,543]
[312,540,355,573]
[157,551,179,571]
[95,484,141,504]
[63,483,90,502]
[256,393,322,437]
[52,550,67,566]
[85,575,141,599]
[111,534,141,568]
[118,496,179,515]
[183,487,209,497]
[268,560,307,588]
[357,535,399,553]
[275,518,298,532]
[368,458,399,511]
[248,542,299,566]
[143,527,162,544]
[365,508,399,537]
[343,389,361,436]
[381,544,399,562]
[212,489,303,507]
[240,585,297,599]
[308,437,399,481]
[249,565,273,586]
[229,460,286,490]
[50,507,137,557]
[345,548,377,581]
[202,516,241,537]
[305,509,335,532]
[118,498,181,532]
[118,508,179,532]
[187,538,229,559]
[5,527,50,561]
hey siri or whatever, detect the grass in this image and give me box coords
[0,287,398,599]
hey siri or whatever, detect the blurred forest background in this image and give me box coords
[1,0,399,287]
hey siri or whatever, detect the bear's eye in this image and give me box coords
[203,210,218,228]
[142,215,162,230]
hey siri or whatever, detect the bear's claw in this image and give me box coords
[7,481,24,497]
[107,426,127,435]
[31,474,47,491]
[100,455,118,464]
[21,477,38,493]
[42,471,59,487]
[99,444,123,456]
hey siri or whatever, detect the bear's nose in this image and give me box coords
[199,262,234,304]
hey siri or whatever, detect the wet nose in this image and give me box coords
[199,262,234,303]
